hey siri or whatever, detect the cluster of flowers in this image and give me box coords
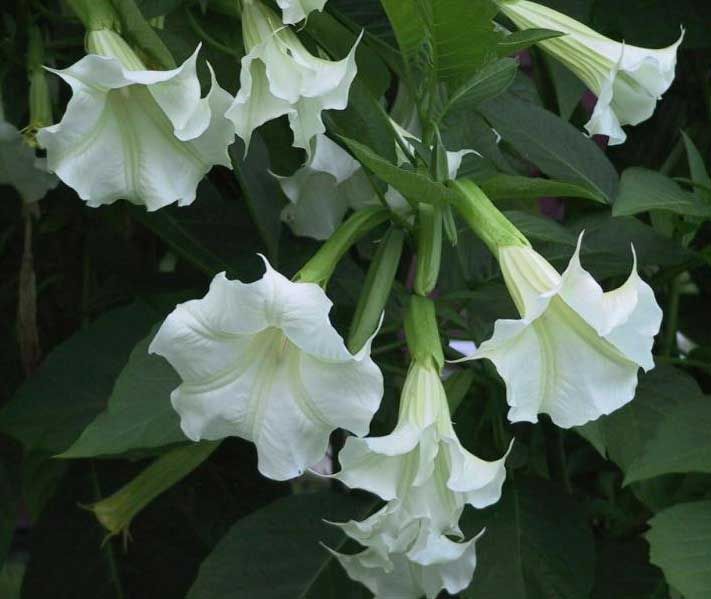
[4,0,677,596]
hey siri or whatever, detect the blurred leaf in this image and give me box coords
[60,330,184,459]
[592,538,664,599]
[480,93,619,203]
[188,491,376,599]
[130,179,265,278]
[504,210,577,245]
[461,477,595,598]
[647,500,711,599]
[681,131,711,204]
[624,395,711,484]
[481,173,606,203]
[613,168,711,218]
[0,303,160,457]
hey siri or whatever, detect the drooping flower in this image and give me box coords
[331,518,483,599]
[0,110,57,203]
[226,0,359,156]
[276,0,327,25]
[452,178,663,428]
[37,30,234,210]
[335,356,510,525]
[149,255,383,481]
[497,0,683,144]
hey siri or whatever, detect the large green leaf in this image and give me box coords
[461,477,595,598]
[576,365,702,471]
[0,303,161,457]
[187,491,376,599]
[479,93,619,203]
[592,539,664,599]
[624,395,711,484]
[504,210,577,246]
[681,131,711,204]
[647,501,711,599]
[613,167,711,218]
[379,0,426,81]
[480,173,606,204]
[59,331,184,459]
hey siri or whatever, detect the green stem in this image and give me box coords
[296,207,389,287]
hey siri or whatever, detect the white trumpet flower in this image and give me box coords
[276,0,327,25]
[226,0,359,156]
[0,112,57,203]
[459,234,663,428]
[498,0,683,144]
[37,30,234,210]
[149,256,383,481]
[335,358,509,528]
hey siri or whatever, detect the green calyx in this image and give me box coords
[414,203,443,297]
[405,295,444,371]
[90,442,219,541]
[449,178,530,255]
[348,227,405,355]
[66,0,121,32]
[296,207,390,287]
[86,29,146,70]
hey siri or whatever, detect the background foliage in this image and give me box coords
[1,0,711,597]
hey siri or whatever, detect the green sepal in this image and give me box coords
[405,295,444,371]
[414,204,443,296]
[348,227,405,354]
[449,178,529,254]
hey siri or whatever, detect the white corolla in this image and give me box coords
[38,30,234,210]
[226,0,359,156]
[149,256,383,481]
[460,235,663,427]
[498,0,683,144]
[276,0,327,24]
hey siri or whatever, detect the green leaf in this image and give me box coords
[231,135,284,264]
[578,365,702,472]
[479,93,619,203]
[592,539,664,599]
[59,330,184,459]
[0,303,161,457]
[681,130,711,204]
[497,29,565,55]
[187,491,376,599]
[461,477,595,598]
[504,210,577,245]
[437,58,518,121]
[339,136,456,205]
[624,395,711,484]
[613,167,711,218]
[647,500,711,599]
[379,0,426,82]
[480,173,606,203]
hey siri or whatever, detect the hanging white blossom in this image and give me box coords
[276,0,327,25]
[226,0,359,156]
[149,255,383,481]
[37,30,234,210]
[335,357,509,531]
[458,234,663,428]
[497,0,683,144]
